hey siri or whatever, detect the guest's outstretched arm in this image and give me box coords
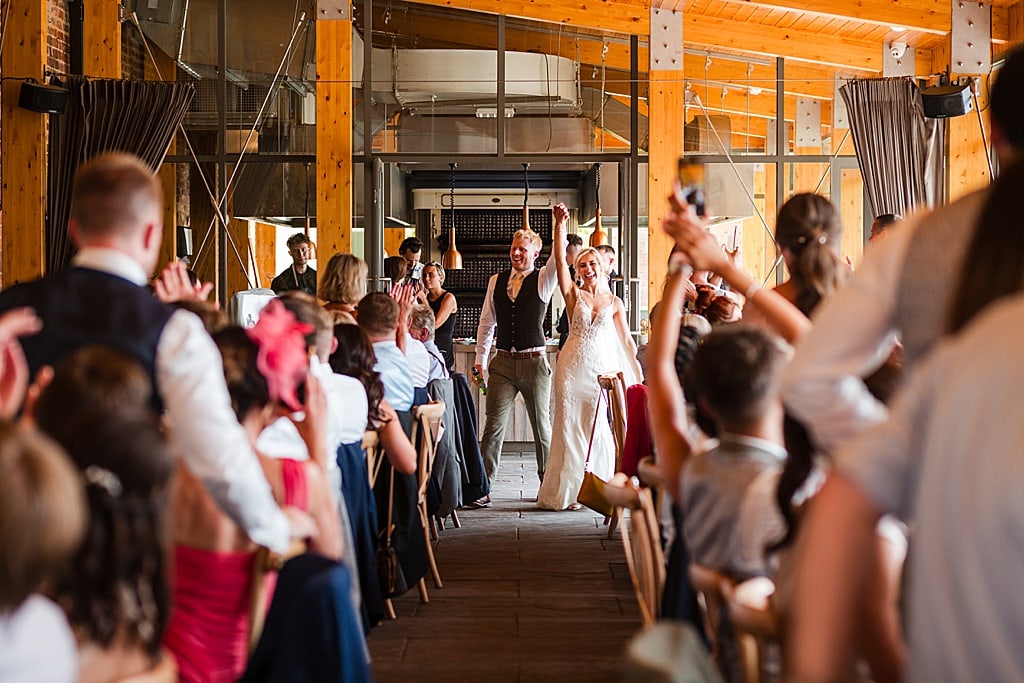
[551,203,575,303]
[645,264,694,502]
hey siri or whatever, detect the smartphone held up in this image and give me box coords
[676,156,706,217]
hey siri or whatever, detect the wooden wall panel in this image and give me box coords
[647,70,685,306]
[2,0,48,285]
[144,41,179,270]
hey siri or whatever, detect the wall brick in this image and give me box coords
[122,25,146,80]
[47,0,68,75]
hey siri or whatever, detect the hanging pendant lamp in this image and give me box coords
[521,162,530,231]
[442,162,463,270]
[589,163,607,247]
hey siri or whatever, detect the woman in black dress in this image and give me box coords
[420,262,457,369]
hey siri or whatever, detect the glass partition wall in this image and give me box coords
[144,1,863,311]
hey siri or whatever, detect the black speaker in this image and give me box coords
[921,84,972,119]
[18,81,68,114]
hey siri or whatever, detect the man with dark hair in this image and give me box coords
[556,233,584,350]
[782,46,1024,456]
[682,324,789,580]
[868,213,902,243]
[271,233,316,295]
[399,236,424,282]
[0,152,305,552]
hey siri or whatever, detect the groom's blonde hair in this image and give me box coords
[574,247,606,275]
[512,228,542,251]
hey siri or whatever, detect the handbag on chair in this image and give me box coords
[376,468,409,598]
[576,388,615,517]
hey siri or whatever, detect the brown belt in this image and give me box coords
[496,349,545,359]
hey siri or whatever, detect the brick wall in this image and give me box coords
[122,25,146,79]
[47,0,69,75]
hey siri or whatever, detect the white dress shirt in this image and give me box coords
[73,248,291,552]
[0,595,77,683]
[474,253,558,366]
[404,333,431,388]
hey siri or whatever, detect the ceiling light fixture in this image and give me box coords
[890,26,906,33]
[475,106,515,119]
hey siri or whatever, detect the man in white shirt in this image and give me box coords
[475,209,561,495]
[780,47,1024,456]
[0,153,306,552]
[409,304,450,383]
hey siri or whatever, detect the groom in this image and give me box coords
[474,205,567,501]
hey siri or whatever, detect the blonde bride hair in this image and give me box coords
[574,247,607,276]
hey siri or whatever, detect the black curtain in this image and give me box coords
[47,77,194,272]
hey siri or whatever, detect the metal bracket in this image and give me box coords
[883,44,916,77]
[650,9,683,72]
[833,76,850,129]
[316,0,350,21]
[951,0,991,74]
[795,98,821,149]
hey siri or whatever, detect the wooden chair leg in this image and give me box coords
[430,516,441,541]
[435,515,445,533]
[385,599,397,620]
[421,514,444,589]
[607,507,621,538]
[450,509,461,528]
[418,577,430,603]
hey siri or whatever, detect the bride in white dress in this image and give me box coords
[537,203,643,511]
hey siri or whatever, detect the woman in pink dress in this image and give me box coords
[164,300,343,683]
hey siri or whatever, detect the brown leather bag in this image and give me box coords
[576,388,614,517]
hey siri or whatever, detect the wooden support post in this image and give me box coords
[255,221,277,289]
[316,17,353,260]
[646,10,685,307]
[226,217,254,298]
[932,42,992,201]
[1,0,48,285]
[144,40,179,269]
[1010,2,1024,44]
[83,0,121,78]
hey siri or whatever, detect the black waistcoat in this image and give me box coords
[493,269,547,351]
[0,267,173,408]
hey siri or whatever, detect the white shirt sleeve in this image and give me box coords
[780,224,914,456]
[404,335,431,388]
[536,250,559,303]
[475,274,499,367]
[157,310,291,552]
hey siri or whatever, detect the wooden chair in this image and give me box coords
[247,539,307,651]
[605,477,665,628]
[362,429,383,487]
[598,371,629,537]
[688,562,735,673]
[412,401,446,597]
[725,578,779,683]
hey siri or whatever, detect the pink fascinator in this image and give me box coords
[245,299,314,411]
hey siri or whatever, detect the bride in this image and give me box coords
[537,203,643,511]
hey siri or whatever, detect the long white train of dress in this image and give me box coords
[537,298,640,510]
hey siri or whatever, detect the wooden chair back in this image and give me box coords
[725,578,779,683]
[412,401,446,595]
[247,539,307,651]
[362,429,383,487]
[597,371,628,471]
[688,562,734,669]
[607,477,666,628]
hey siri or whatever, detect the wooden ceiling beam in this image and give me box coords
[405,0,648,36]
[707,0,951,36]
[683,14,882,70]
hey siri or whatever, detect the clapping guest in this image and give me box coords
[318,253,367,324]
[357,293,414,421]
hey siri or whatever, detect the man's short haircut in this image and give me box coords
[687,324,788,428]
[873,213,902,231]
[596,244,616,256]
[409,304,436,339]
[991,47,1024,150]
[0,422,85,610]
[566,233,584,247]
[276,291,333,358]
[286,233,311,250]
[399,237,423,255]
[71,153,162,238]
[512,228,543,251]
[357,292,400,338]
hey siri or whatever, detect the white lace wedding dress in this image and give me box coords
[537,297,640,510]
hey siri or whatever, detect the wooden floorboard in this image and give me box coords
[368,451,641,682]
